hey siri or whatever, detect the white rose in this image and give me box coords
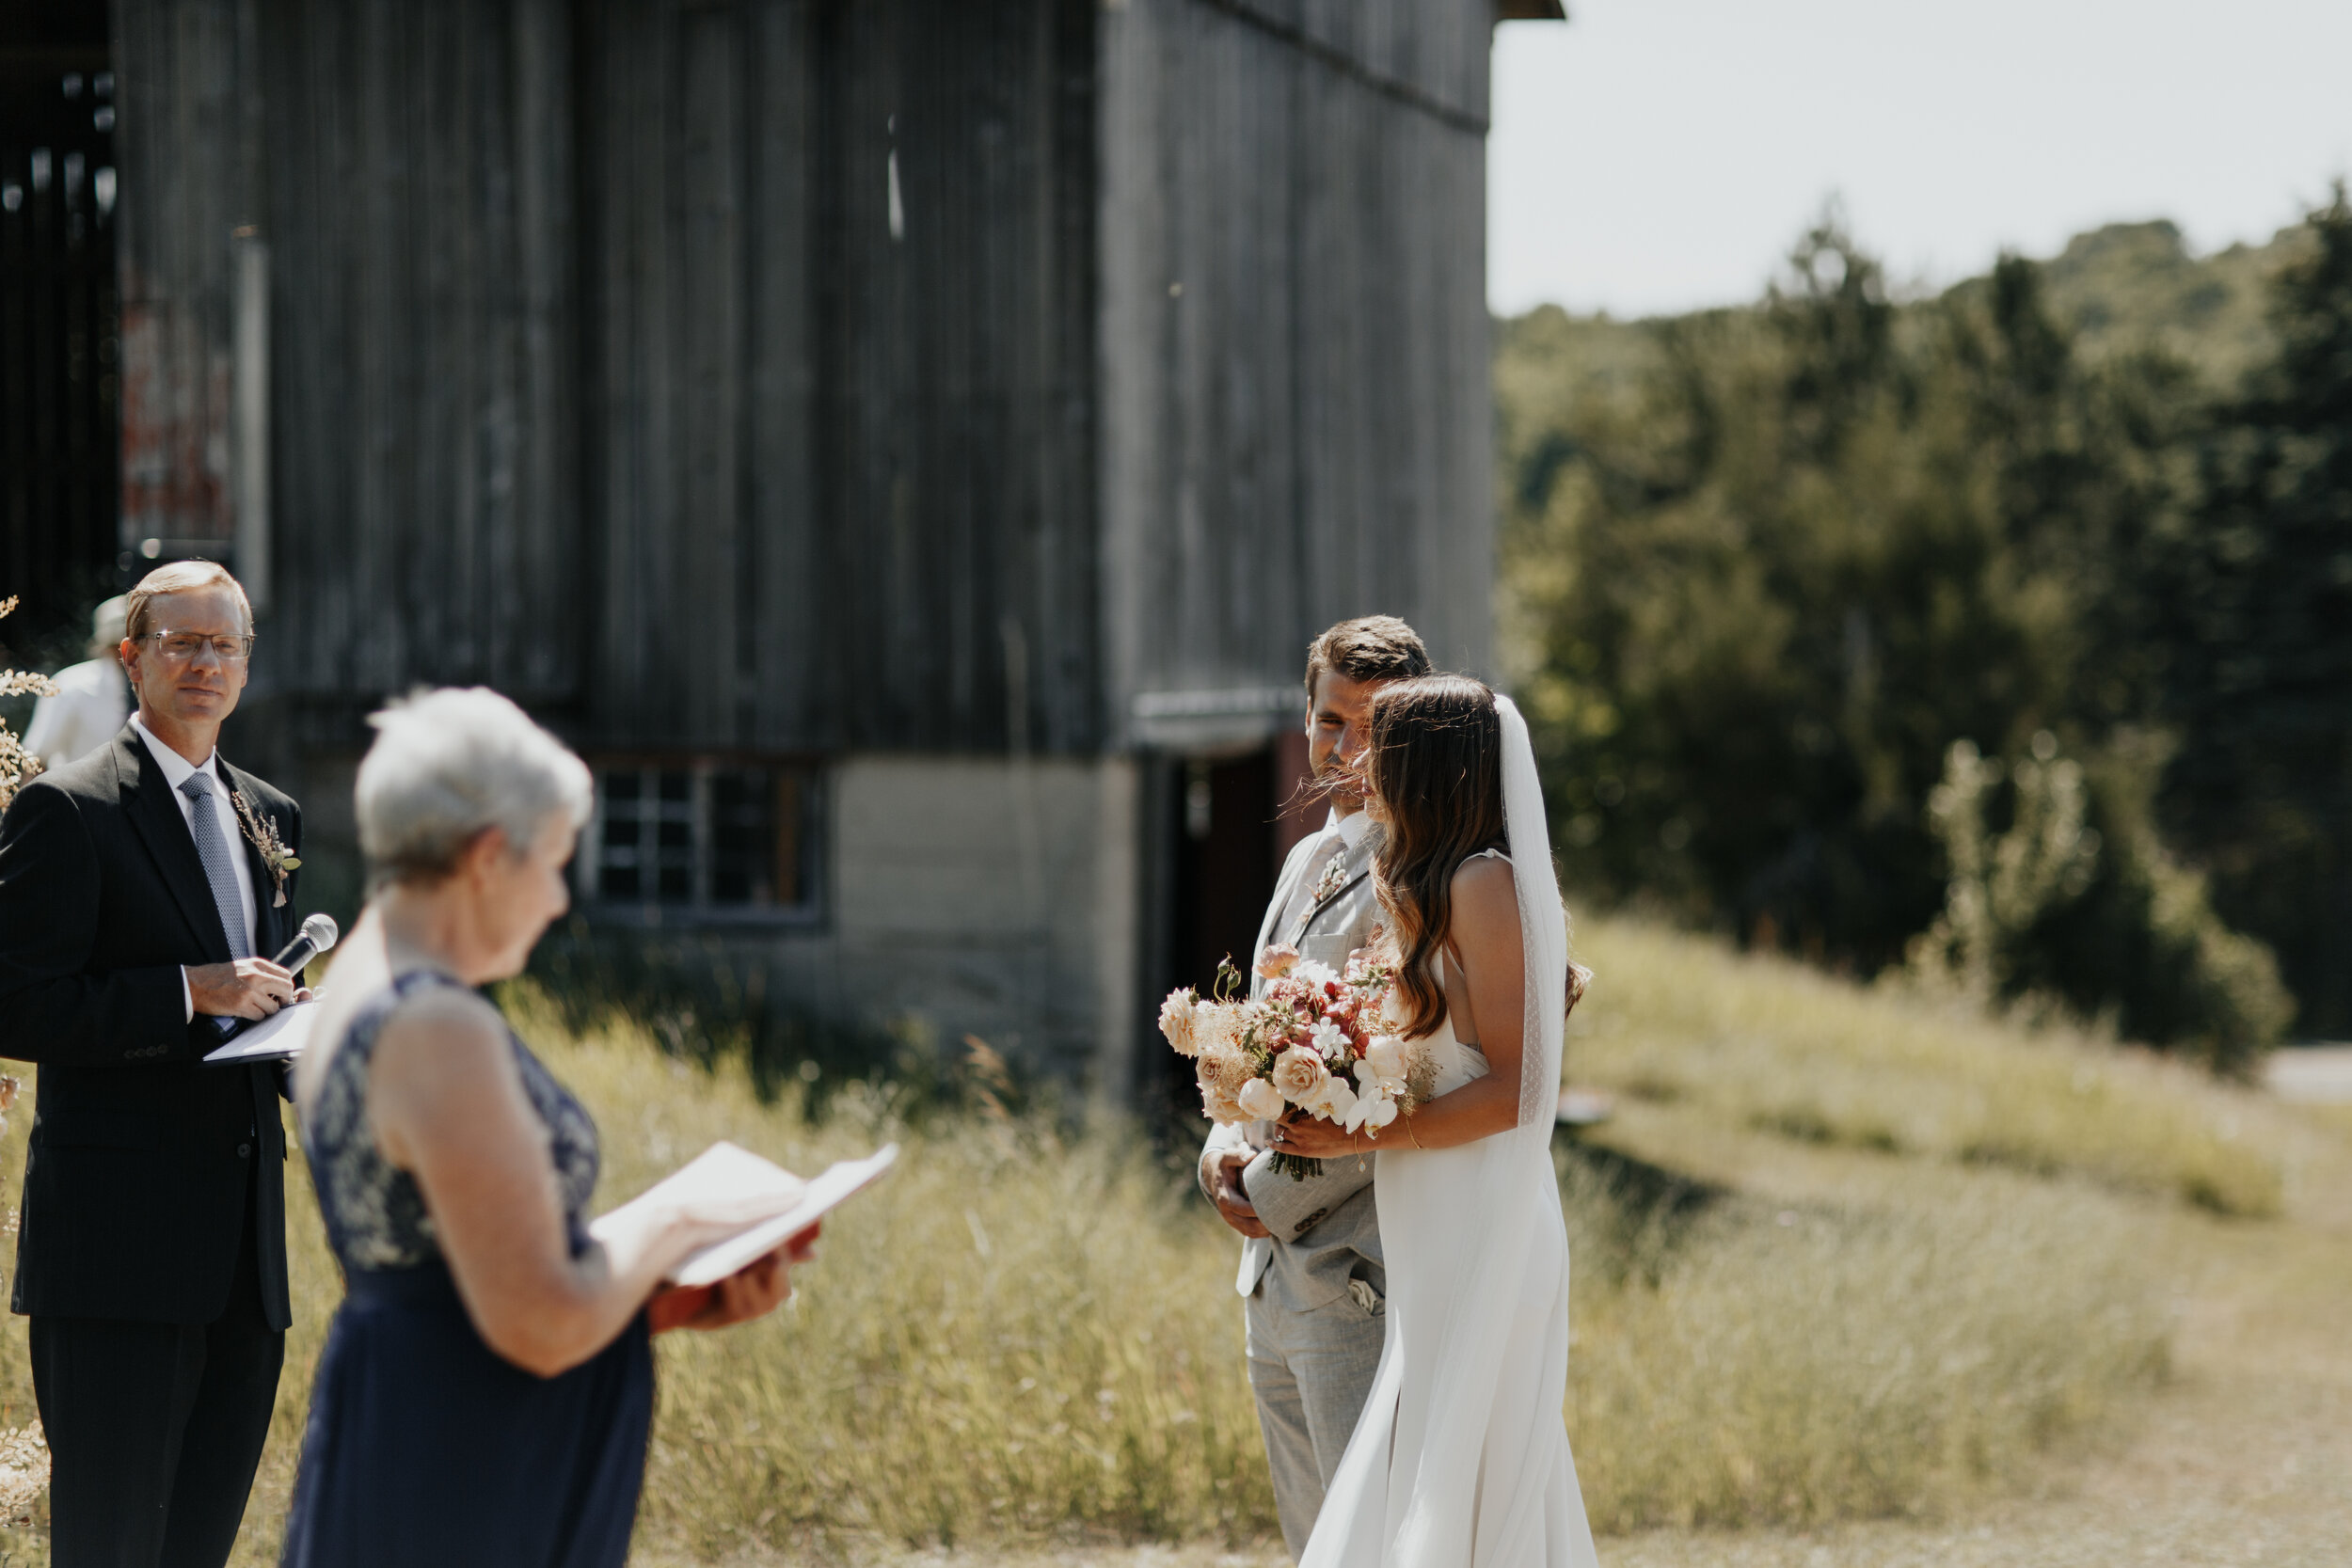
[1295,959,1340,990]
[1270,1044,1328,1106]
[1237,1077,1287,1121]
[1361,1035,1408,1093]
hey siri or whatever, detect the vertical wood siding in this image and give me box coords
[124,0,1491,752]
[114,0,245,552]
[258,0,580,701]
[582,0,1100,753]
[1099,0,1496,715]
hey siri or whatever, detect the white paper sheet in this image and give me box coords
[589,1140,898,1290]
[202,1000,320,1064]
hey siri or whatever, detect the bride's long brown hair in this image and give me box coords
[1367,675,1507,1041]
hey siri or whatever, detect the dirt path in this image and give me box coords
[2269,1046,2352,1104]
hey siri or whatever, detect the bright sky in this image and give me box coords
[1487,0,2352,319]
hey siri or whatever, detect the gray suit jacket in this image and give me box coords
[1199,818,1387,1309]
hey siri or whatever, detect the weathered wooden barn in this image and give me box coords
[4,0,1558,1104]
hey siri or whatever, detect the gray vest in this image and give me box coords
[1198,819,1387,1308]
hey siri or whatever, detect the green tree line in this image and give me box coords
[1500,190,2352,1070]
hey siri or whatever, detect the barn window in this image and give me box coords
[581,759,823,923]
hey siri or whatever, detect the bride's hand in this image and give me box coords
[1271,1114,1377,1160]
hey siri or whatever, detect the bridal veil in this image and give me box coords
[1299,693,1598,1568]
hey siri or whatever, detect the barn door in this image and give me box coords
[1141,732,1319,1128]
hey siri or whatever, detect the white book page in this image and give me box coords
[202,999,320,1065]
[589,1141,898,1290]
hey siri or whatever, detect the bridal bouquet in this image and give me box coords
[1159,945,1433,1180]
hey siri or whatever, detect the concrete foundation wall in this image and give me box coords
[787,753,1140,1089]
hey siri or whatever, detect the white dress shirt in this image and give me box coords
[130,713,260,1021]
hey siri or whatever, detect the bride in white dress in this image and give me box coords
[1272,675,1599,1568]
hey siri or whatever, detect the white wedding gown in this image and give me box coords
[1300,700,1600,1568]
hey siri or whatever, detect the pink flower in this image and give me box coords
[1254,943,1301,980]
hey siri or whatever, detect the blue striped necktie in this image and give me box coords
[180,773,253,959]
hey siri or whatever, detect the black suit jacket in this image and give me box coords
[0,728,296,1328]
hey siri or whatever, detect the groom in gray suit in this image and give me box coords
[1197,615,1432,1560]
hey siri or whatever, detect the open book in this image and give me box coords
[589,1141,898,1289]
[203,999,320,1065]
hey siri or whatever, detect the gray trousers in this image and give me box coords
[1245,1279,1387,1560]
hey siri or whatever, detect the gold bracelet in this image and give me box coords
[1406,1113,1423,1149]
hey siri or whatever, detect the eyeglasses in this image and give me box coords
[140,630,256,665]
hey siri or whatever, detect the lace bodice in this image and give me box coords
[303,971,602,1271]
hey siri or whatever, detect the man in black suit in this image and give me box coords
[0,560,307,1567]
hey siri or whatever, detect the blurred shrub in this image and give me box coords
[1907,733,2291,1073]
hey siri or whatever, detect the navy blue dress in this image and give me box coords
[280,972,654,1568]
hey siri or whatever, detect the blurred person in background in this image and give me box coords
[280,688,813,1568]
[21,594,131,769]
[0,562,308,1568]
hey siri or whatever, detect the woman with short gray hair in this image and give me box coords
[282,689,813,1567]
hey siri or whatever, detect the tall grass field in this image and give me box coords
[0,915,2315,1560]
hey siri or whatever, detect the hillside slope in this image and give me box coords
[1495,218,2313,433]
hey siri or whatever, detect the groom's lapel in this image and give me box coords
[1291,832,1378,943]
[1250,835,1325,999]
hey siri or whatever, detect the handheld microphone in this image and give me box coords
[272,911,342,977]
[211,913,340,1044]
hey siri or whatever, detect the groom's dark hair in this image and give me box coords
[1304,615,1432,696]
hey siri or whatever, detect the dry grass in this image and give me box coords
[0,912,2288,1559]
[1565,919,2286,1217]
[1560,1166,2166,1531]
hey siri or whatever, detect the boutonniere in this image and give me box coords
[230,790,301,907]
[1310,847,1351,905]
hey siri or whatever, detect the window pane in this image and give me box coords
[710,769,773,905]
[591,758,818,915]
[596,768,644,900]
[774,771,804,906]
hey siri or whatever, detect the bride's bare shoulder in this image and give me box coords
[1448,852,1519,930]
